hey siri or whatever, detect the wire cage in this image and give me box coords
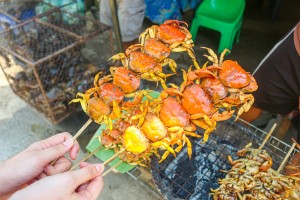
[0,11,114,124]
[124,118,300,200]
[0,0,54,31]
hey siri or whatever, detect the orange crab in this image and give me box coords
[110,67,140,94]
[154,94,201,160]
[202,47,258,119]
[70,72,123,129]
[139,20,199,68]
[109,44,174,89]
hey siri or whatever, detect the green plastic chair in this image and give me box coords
[190,0,246,53]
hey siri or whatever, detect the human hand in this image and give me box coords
[0,132,80,198]
[9,162,104,200]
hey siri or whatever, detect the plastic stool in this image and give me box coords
[190,0,246,53]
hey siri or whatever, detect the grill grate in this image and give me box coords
[125,118,299,200]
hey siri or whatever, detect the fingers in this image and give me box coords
[70,164,104,186]
[44,157,72,176]
[36,138,75,165]
[78,175,104,199]
[28,132,73,151]
[69,140,80,160]
[76,163,104,199]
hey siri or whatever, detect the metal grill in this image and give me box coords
[0,10,114,124]
[125,118,299,200]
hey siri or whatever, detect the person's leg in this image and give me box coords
[118,0,146,49]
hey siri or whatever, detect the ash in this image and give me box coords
[162,136,239,200]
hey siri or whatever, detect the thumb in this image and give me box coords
[37,138,74,165]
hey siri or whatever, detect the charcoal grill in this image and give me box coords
[124,118,299,200]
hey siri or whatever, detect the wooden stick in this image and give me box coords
[70,145,103,171]
[277,142,297,173]
[73,118,93,141]
[103,149,125,166]
[259,123,277,150]
[103,160,123,177]
[51,118,94,166]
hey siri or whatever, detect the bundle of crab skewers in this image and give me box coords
[211,141,300,200]
[69,20,259,167]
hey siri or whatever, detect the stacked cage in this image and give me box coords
[0,8,114,124]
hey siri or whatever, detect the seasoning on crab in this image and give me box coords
[141,113,167,142]
[123,126,149,154]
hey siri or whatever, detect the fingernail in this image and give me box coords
[96,164,104,173]
[63,138,74,147]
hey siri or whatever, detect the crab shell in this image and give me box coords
[113,67,140,93]
[201,77,227,100]
[87,97,111,120]
[123,126,149,154]
[141,113,167,142]
[144,38,170,61]
[99,83,124,105]
[129,51,160,73]
[181,84,213,115]
[159,97,190,127]
[219,60,251,88]
[157,21,188,44]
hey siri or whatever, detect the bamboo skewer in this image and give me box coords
[51,118,94,166]
[102,160,123,177]
[70,145,103,171]
[70,148,125,171]
[72,118,93,141]
[277,142,297,173]
[259,123,277,150]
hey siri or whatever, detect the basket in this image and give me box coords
[0,11,114,124]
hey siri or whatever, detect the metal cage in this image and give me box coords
[0,9,115,124]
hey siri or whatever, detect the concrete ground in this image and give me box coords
[0,0,299,199]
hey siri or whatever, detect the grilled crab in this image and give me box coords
[237,143,273,172]
[109,44,174,89]
[139,20,200,69]
[70,72,123,129]
[202,47,258,119]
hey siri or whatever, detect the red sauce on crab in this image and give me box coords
[87,97,111,120]
[159,97,189,127]
[219,60,251,88]
[144,38,170,61]
[129,51,157,73]
[99,83,124,105]
[157,24,186,44]
[113,67,140,93]
[182,84,213,115]
[201,77,227,100]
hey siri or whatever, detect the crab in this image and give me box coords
[139,20,200,69]
[69,72,123,129]
[237,143,273,172]
[202,47,258,119]
[110,66,141,93]
[109,44,175,89]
